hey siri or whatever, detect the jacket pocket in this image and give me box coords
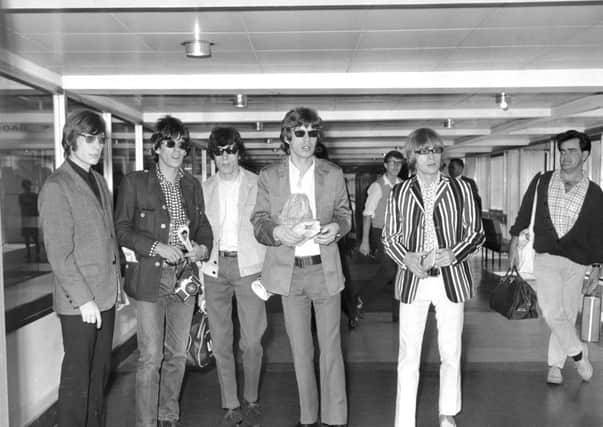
[123,262,140,297]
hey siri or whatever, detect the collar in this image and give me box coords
[156,165,184,185]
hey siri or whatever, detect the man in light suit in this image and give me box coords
[201,127,267,427]
[39,110,121,427]
[252,107,351,427]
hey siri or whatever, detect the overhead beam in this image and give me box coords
[64,70,603,95]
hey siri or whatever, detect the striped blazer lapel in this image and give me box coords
[409,177,424,213]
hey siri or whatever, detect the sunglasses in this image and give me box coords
[415,146,444,155]
[214,144,239,156]
[162,138,190,152]
[79,132,106,145]
[293,129,319,138]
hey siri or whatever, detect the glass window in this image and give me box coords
[111,117,136,199]
[1,75,55,329]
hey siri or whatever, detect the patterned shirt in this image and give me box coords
[548,170,589,238]
[417,174,439,254]
[154,167,189,251]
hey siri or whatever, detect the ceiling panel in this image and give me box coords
[357,29,470,49]
[249,32,360,51]
[563,25,603,45]
[460,26,586,48]
[7,12,127,33]
[360,8,492,30]
[479,5,603,27]
[26,33,154,53]
[242,10,365,32]
[114,11,246,33]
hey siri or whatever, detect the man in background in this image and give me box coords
[448,158,482,212]
[359,150,405,322]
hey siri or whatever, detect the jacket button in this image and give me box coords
[160,224,166,229]
[211,270,216,275]
[162,205,167,210]
[154,261,160,267]
[140,212,145,218]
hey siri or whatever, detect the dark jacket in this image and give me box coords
[510,171,603,266]
[115,165,213,302]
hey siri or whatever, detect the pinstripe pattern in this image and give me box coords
[382,174,485,303]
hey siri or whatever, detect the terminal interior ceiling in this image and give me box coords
[3,0,603,168]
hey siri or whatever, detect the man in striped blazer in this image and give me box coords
[382,128,484,427]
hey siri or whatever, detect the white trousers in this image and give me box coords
[394,276,464,427]
[533,253,587,368]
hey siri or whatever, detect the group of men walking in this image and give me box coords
[40,105,602,427]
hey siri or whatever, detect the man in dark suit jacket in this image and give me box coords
[448,158,482,212]
[39,110,121,427]
[115,115,212,427]
[252,107,351,427]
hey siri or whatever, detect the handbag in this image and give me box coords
[185,307,215,371]
[489,267,539,320]
[517,174,541,278]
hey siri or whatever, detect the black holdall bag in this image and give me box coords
[185,307,215,371]
[489,267,539,320]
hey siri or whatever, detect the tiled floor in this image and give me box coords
[105,253,603,427]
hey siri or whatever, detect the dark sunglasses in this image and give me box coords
[293,129,319,138]
[162,138,190,152]
[415,146,444,155]
[79,132,106,144]
[214,144,239,156]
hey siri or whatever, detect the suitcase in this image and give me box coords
[581,294,601,342]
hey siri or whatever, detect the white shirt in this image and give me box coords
[362,174,401,217]
[288,158,320,256]
[218,174,240,251]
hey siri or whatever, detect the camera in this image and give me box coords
[174,274,202,302]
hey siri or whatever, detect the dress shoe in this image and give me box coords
[546,366,563,385]
[157,420,178,427]
[294,423,319,427]
[322,424,347,427]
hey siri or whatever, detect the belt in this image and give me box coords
[426,267,440,277]
[294,255,322,268]
[219,250,238,257]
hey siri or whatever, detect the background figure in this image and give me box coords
[252,107,351,427]
[115,115,213,427]
[39,110,120,427]
[359,150,404,322]
[201,126,267,427]
[19,178,40,262]
[447,158,482,213]
[382,128,484,427]
[314,141,361,330]
[509,130,603,386]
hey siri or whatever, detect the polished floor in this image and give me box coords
[105,251,603,427]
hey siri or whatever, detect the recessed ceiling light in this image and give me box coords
[182,39,212,58]
[256,121,264,131]
[443,118,455,129]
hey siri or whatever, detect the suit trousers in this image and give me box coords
[58,307,115,427]
[395,276,464,427]
[134,267,195,427]
[281,263,347,425]
[204,255,267,409]
[533,253,587,368]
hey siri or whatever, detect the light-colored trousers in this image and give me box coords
[281,263,347,426]
[534,253,587,368]
[395,275,464,427]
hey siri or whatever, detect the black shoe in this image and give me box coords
[322,424,347,427]
[294,423,319,427]
[157,420,178,427]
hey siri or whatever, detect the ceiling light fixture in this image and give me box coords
[182,20,213,58]
[443,119,455,129]
[234,94,247,108]
[496,92,510,111]
[256,121,264,131]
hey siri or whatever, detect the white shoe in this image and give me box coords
[546,366,563,385]
[439,415,457,427]
[575,344,593,382]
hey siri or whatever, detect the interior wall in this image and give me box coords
[6,300,136,427]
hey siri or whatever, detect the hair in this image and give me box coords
[207,126,246,161]
[555,129,591,153]
[21,179,32,191]
[384,150,404,163]
[279,107,323,155]
[448,158,464,169]
[62,110,106,157]
[405,127,444,170]
[150,115,190,162]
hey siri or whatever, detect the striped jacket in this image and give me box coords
[382,174,484,303]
